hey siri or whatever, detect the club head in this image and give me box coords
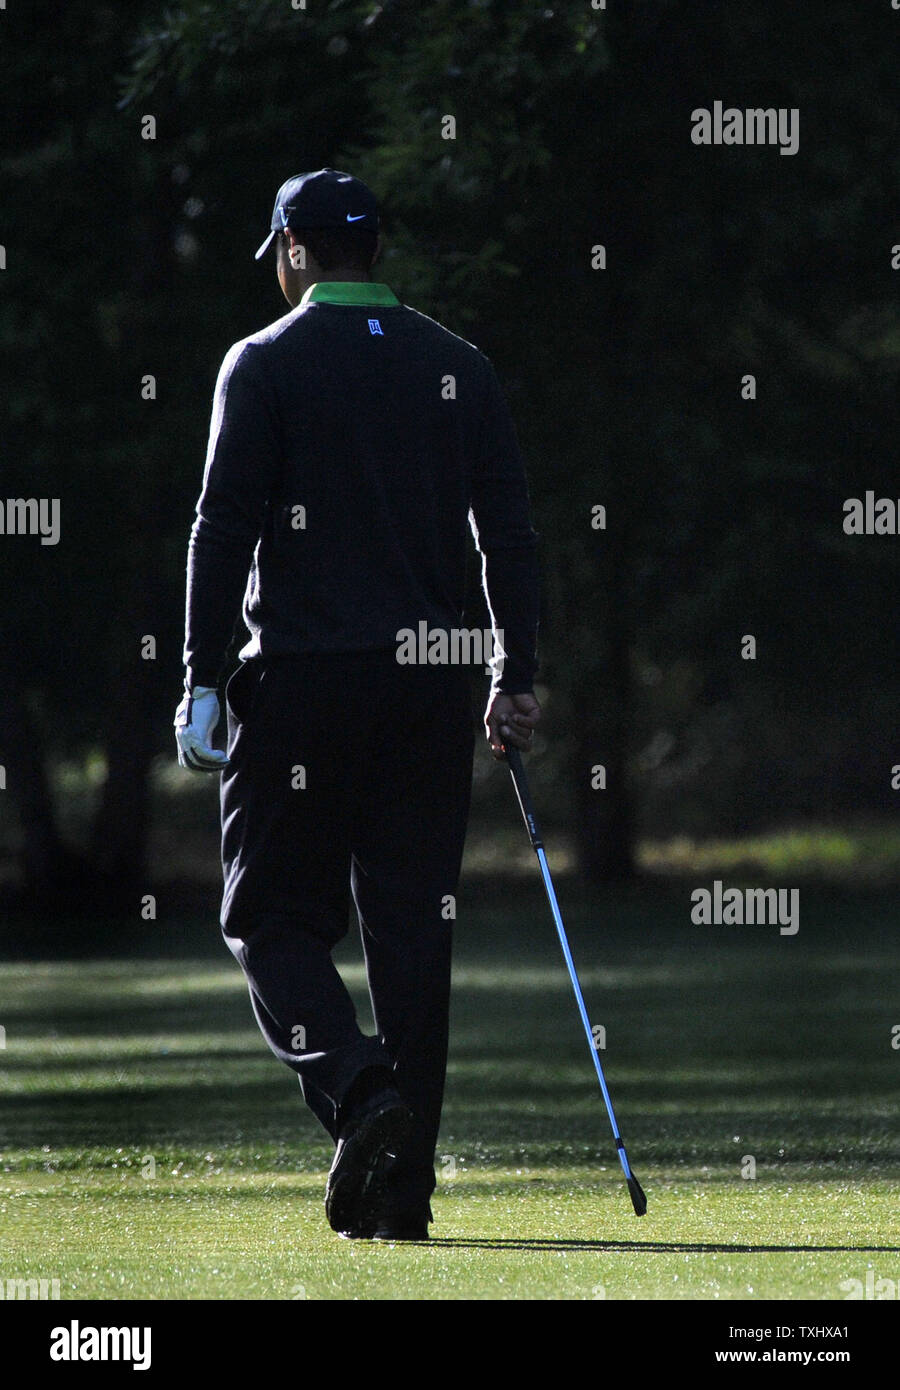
[627,1175,647,1217]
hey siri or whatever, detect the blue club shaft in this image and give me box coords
[534,844,634,1182]
[504,743,646,1214]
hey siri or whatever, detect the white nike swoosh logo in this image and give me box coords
[346,213,367,222]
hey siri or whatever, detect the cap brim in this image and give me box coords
[254,229,276,260]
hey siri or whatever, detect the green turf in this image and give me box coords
[1,884,898,1300]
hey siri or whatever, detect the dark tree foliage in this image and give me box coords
[1,0,896,914]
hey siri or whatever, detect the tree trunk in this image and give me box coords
[569,526,637,884]
[87,165,176,908]
[86,590,162,904]
[0,662,93,909]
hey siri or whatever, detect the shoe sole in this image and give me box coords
[372,1228,430,1242]
[326,1103,413,1237]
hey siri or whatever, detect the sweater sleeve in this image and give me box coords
[468,357,540,695]
[182,342,282,690]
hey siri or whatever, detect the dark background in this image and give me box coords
[1,0,897,933]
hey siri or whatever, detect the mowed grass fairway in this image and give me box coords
[1,882,897,1301]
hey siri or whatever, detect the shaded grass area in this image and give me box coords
[0,884,898,1299]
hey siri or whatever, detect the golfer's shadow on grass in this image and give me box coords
[426,1239,900,1254]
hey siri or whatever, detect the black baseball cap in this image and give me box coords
[254,168,379,259]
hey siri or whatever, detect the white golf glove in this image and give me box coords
[174,686,230,772]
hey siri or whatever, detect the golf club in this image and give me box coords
[503,742,647,1217]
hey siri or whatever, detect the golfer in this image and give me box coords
[174,169,541,1241]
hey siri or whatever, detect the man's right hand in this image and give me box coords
[484,690,542,761]
[174,687,230,772]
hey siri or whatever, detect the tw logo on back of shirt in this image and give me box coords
[368,319,383,336]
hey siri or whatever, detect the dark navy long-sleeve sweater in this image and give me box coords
[183,281,540,694]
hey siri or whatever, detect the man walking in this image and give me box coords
[174,169,541,1241]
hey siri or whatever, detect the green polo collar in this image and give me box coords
[300,281,400,307]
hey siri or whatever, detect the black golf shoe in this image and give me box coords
[325,1091,413,1238]
[373,1210,431,1242]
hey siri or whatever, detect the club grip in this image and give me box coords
[504,743,544,850]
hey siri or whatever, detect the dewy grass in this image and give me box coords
[0,888,897,1299]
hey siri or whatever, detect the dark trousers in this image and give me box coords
[219,651,475,1211]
